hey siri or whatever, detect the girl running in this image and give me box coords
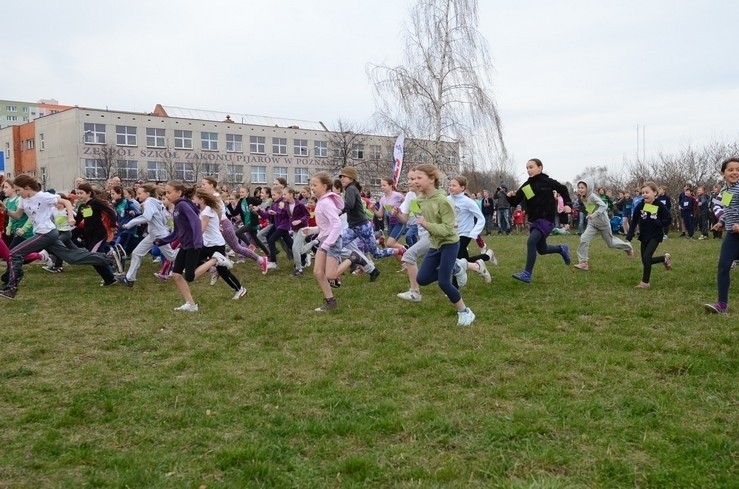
[413,164,475,326]
[301,172,344,312]
[506,158,573,284]
[625,181,672,288]
[704,157,739,313]
[448,175,492,284]
[115,184,179,286]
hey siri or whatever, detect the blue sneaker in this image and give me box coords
[560,244,571,265]
[512,270,531,284]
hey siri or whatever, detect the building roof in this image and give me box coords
[156,105,328,131]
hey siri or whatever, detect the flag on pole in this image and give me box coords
[392,133,405,186]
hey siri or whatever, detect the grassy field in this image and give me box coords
[0,233,736,488]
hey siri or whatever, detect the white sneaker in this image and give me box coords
[397,290,422,302]
[267,261,278,270]
[174,302,199,312]
[454,258,468,287]
[305,253,312,268]
[232,287,247,300]
[485,248,498,266]
[476,259,492,283]
[212,251,234,269]
[457,307,476,326]
[38,249,52,266]
[209,267,219,285]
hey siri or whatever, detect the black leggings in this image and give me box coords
[200,246,242,291]
[458,236,490,262]
[640,239,664,283]
[235,225,269,255]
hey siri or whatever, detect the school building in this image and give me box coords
[0,103,459,194]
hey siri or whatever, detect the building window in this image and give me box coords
[84,123,106,144]
[226,134,243,153]
[352,144,364,159]
[84,158,106,179]
[370,145,382,160]
[174,130,193,149]
[250,136,265,154]
[22,107,28,113]
[294,167,309,185]
[147,161,168,181]
[146,128,165,148]
[175,162,195,182]
[24,139,35,150]
[369,177,382,187]
[39,133,45,151]
[6,106,16,112]
[314,140,327,157]
[117,160,139,180]
[201,132,218,151]
[4,142,10,159]
[273,166,288,182]
[201,163,220,177]
[251,165,266,184]
[416,151,428,163]
[6,115,18,122]
[294,139,308,156]
[272,137,287,155]
[116,125,137,146]
[226,164,244,184]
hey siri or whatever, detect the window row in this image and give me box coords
[82,123,334,156]
[83,159,312,185]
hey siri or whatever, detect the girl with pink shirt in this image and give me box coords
[301,172,344,312]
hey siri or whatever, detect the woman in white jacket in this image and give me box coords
[573,177,633,270]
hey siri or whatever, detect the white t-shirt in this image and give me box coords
[200,206,225,247]
[22,191,59,234]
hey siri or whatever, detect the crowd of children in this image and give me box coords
[0,156,737,320]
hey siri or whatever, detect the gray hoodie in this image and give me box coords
[578,178,610,230]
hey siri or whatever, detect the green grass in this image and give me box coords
[0,234,736,488]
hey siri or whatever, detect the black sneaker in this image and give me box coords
[328,278,342,288]
[314,297,338,312]
[0,287,17,300]
[369,268,380,282]
[292,269,303,277]
[101,280,118,287]
[116,276,135,287]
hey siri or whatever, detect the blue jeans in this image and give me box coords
[717,232,739,304]
[497,208,511,234]
[417,241,461,304]
[405,224,419,247]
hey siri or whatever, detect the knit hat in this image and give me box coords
[339,167,358,181]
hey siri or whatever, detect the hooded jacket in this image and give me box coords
[577,177,610,230]
[418,188,458,249]
[159,197,203,250]
[315,191,345,249]
[123,196,170,238]
[343,182,369,228]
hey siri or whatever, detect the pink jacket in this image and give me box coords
[315,191,344,249]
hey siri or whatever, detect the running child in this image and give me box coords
[300,172,344,312]
[626,181,672,288]
[413,164,475,326]
[506,158,573,284]
[573,177,633,270]
[704,157,739,314]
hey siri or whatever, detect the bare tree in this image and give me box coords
[325,119,369,175]
[91,143,118,183]
[368,0,506,173]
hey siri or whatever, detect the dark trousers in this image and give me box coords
[717,232,739,304]
[640,238,664,283]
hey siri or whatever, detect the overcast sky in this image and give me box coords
[4,0,737,182]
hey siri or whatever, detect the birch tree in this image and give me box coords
[367,0,506,175]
